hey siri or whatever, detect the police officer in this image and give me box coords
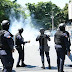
[61,24,72,61]
[36,28,51,69]
[54,23,70,72]
[15,28,30,67]
[0,20,14,72]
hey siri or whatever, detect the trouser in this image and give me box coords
[0,53,14,72]
[56,48,65,72]
[16,46,24,65]
[40,49,50,66]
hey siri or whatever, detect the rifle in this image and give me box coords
[22,41,30,61]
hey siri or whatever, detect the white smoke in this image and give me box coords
[8,1,72,68]
[9,7,39,46]
[9,7,41,67]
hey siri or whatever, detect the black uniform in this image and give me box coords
[15,32,26,67]
[36,34,51,69]
[64,31,71,50]
[0,30,14,72]
[54,30,70,72]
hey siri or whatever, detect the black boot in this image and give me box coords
[49,65,51,69]
[16,64,21,67]
[41,63,45,69]
[21,63,27,67]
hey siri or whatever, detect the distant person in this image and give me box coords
[54,23,70,72]
[36,28,51,69]
[0,20,14,72]
[15,28,30,67]
[63,24,72,62]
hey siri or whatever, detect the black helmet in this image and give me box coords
[59,23,66,31]
[1,20,10,30]
[1,20,9,26]
[39,28,45,34]
[18,28,24,33]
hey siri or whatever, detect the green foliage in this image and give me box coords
[0,0,26,26]
[63,4,68,23]
[0,0,69,30]
[26,1,69,30]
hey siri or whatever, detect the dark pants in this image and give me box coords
[56,48,65,72]
[40,49,50,66]
[16,45,24,65]
[1,52,14,72]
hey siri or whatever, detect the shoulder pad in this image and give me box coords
[63,33,68,37]
[4,31,12,38]
[17,35,21,39]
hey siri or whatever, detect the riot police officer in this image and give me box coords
[61,24,72,62]
[54,23,70,72]
[36,28,51,69]
[15,28,30,67]
[0,20,14,72]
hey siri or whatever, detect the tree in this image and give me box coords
[0,0,26,22]
[26,1,62,29]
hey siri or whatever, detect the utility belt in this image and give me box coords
[55,44,62,48]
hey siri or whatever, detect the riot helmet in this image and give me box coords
[1,20,10,30]
[18,28,24,34]
[39,28,45,34]
[58,23,66,31]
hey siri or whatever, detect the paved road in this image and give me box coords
[0,37,72,72]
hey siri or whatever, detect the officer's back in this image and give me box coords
[54,23,70,72]
[54,30,65,48]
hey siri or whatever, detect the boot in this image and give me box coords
[41,63,45,69]
[16,64,21,67]
[49,65,51,69]
[21,62,27,67]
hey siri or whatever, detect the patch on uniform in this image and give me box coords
[7,36,11,38]
[4,31,11,38]
[63,33,68,37]
[17,35,21,39]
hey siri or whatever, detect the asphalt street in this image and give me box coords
[0,37,72,72]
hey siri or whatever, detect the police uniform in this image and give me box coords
[54,30,70,72]
[36,33,51,69]
[15,32,26,67]
[0,30,14,72]
[64,31,71,50]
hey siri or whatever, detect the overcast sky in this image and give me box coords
[11,0,69,9]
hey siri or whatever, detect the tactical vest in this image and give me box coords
[54,30,65,46]
[39,34,48,46]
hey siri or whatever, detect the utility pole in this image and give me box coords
[51,11,54,31]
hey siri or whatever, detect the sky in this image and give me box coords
[11,0,70,9]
